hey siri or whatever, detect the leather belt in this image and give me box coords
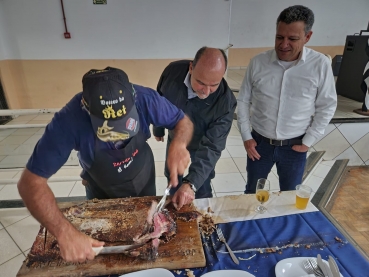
[252,130,303,146]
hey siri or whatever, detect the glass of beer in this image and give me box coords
[295,185,313,210]
[255,178,270,214]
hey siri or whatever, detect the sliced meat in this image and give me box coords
[62,197,158,243]
[176,211,202,222]
[26,196,178,267]
[135,209,177,243]
[127,238,160,261]
[158,210,177,242]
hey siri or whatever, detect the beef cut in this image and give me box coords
[26,197,177,267]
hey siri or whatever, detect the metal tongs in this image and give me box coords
[155,185,172,213]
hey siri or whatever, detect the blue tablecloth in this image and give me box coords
[172,211,369,277]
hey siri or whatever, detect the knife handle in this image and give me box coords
[92,246,104,256]
[224,242,239,265]
[328,256,341,277]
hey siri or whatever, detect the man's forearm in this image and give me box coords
[237,100,253,141]
[172,115,193,146]
[17,169,75,239]
[166,115,193,187]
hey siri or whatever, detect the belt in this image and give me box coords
[252,130,303,146]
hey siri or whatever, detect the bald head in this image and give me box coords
[192,47,227,73]
[189,47,227,99]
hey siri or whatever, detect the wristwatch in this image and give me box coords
[182,178,197,193]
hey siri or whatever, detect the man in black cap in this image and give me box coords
[17,67,193,263]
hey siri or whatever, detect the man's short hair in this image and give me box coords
[277,5,315,34]
[192,46,228,70]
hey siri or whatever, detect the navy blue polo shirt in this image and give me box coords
[26,84,184,179]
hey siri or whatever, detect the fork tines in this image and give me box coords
[302,260,314,274]
[216,227,224,239]
[302,258,324,277]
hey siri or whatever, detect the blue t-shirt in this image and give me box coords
[26,84,184,179]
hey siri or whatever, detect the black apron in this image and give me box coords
[84,130,155,199]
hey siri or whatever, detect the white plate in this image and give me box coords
[201,270,255,277]
[119,268,174,277]
[275,257,343,277]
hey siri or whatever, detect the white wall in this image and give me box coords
[0,0,8,60]
[2,0,369,60]
[230,0,369,48]
[0,0,231,60]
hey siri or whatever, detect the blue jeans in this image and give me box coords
[245,133,307,194]
[166,150,213,199]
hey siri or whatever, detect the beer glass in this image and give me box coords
[295,185,312,210]
[255,178,270,214]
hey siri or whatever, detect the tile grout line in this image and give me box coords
[0,253,26,268]
[333,128,365,163]
[0,226,27,265]
[0,213,32,229]
[336,123,369,149]
[67,181,78,197]
[229,155,246,185]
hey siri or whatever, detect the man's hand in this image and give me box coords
[154,136,164,142]
[17,169,105,263]
[171,183,195,210]
[292,144,309,152]
[166,141,190,187]
[244,139,261,161]
[57,225,104,263]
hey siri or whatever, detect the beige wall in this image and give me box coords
[228,46,344,67]
[0,45,344,109]
[0,59,176,109]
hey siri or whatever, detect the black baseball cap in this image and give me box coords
[82,67,140,142]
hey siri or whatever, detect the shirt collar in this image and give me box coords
[270,46,307,64]
[184,71,198,99]
[299,46,307,62]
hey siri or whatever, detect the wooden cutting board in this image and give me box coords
[16,198,206,277]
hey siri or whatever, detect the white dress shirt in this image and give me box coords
[237,47,337,147]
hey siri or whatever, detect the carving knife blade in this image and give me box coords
[93,243,146,256]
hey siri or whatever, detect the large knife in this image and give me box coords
[328,256,341,277]
[317,254,333,277]
[92,243,145,256]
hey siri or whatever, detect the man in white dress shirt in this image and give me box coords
[237,5,337,193]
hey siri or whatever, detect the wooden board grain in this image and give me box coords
[16,198,206,277]
[326,166,369,259]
